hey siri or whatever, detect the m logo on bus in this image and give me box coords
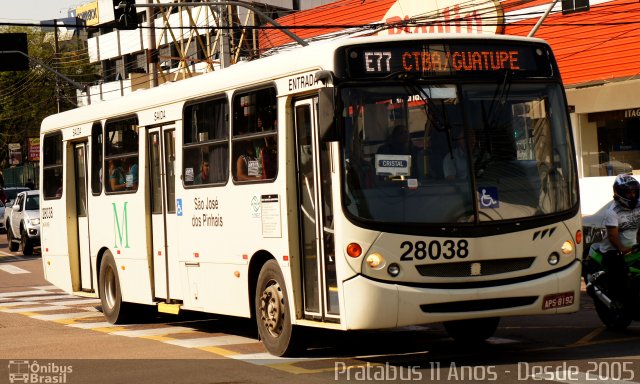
[113,202,130,249]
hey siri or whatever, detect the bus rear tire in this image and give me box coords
[99,251,128,324]
[255,259,306,357]
[443,317,500,344]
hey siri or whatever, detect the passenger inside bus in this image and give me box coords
[126,159,138,190]
[108,159,126,191]
[236,141,262,181]
[194,159,210,184]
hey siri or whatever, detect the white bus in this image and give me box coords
[40,34,582,356]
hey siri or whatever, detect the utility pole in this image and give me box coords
[147,0,158,87]
[220,4,231,68]
[53,20,61,112]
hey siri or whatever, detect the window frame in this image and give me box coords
[104,115,140,194]
[561,0,589,14]
[231,85,278,184]
[182,95,230,188]
[42,132,64,200]
[91,122,104,196]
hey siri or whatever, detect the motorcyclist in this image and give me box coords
[590,174,640,305]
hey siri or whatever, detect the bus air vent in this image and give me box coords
[415,257,535,277]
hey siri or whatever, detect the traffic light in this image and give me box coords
[0,33,29,71]
[114,0,138,30]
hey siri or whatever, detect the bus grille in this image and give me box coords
[415,257,535,277]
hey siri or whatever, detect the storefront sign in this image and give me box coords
[8,143,21,166]
[625,108,640,119]
[76,1,100,26]
[380,0,504,36]
[28,138,40,162]
[589,108,640,122]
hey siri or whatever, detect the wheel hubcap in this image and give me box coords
[260,280,284,337]
[104,267,117,310]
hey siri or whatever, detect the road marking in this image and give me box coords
[0,301,39,307]
[1,305,69,313]
[111,326,195,337]
[0,290,54,298]
[164,335,258,348]
[0,265,30,274]
[572,327,605,346]
[31,312,104,321]
[51,299,101,306]
[67,321,124,329]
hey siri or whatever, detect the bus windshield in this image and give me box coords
[341,81,577,225]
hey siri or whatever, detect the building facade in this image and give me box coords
[71,0,336,105]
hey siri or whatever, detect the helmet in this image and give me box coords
[613,174,640,209]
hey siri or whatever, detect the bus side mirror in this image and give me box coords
[318,87,337,142]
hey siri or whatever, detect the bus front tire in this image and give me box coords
[255,259,306,357]
[99,252,128,324]
[443,317,500,344]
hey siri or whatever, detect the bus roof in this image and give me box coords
[40,33,548,133]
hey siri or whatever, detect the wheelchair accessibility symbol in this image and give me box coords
[478,187,499,208]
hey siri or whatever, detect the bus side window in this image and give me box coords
[105,116,139,193]
[183,96,229,186]
[43,132,63,199]
[231,87,277,182]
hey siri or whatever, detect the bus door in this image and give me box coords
[148,126,181,300]
[294,98,340,321]
[73,142,92,291]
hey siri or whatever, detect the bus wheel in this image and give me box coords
[255,260,306,356]
[99,252,127,324]
[443,317,500,344]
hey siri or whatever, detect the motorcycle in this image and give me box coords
[583,243,640,330]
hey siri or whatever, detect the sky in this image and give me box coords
[0,0,84,23]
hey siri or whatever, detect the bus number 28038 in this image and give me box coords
[399,240,469,261]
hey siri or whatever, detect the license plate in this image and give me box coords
[542,291,575,310]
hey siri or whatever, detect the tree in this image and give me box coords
[0,25,97,169]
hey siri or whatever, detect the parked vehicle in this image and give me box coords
[0,187,30,233]
[6,190,40,255]
[583,245,640,330]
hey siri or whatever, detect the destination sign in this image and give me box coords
[341,41,555,79]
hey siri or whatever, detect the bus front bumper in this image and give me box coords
[341,260,582,330]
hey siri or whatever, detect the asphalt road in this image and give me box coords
[1,240,640,383]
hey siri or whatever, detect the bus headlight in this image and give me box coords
[30,218,40,225]
[561,240,574,255]
[366,253,385,269]
[387,263,400,277]
[548,252,560,265]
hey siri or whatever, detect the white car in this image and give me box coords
[0,187,29,233]
[6,190,40,255]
